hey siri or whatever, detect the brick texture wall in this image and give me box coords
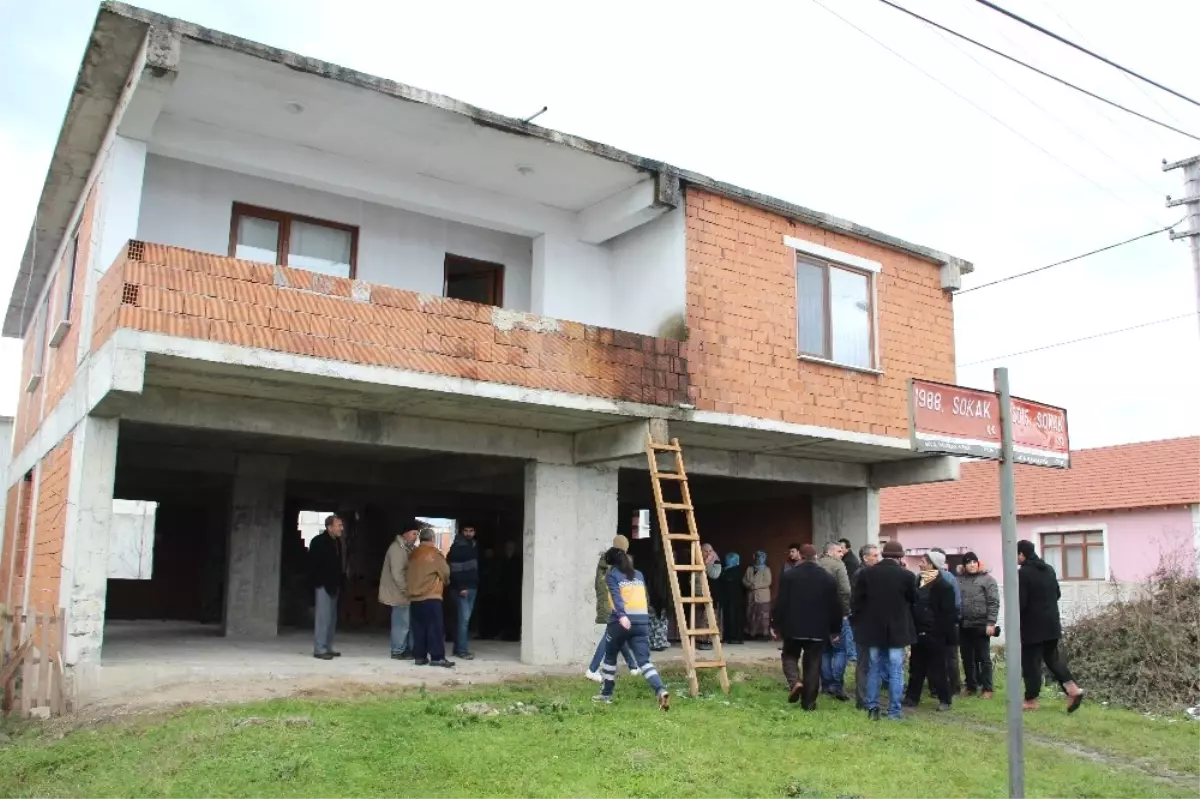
[0,475,35,609]
[29,437,72,615]
[94,242,690,405]
[685,188,955,437]
[11,187,96,455]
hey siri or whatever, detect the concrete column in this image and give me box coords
[521,461,618,665]
[223,454,288,639]
[812,487,880,557]
[59,415,119,697]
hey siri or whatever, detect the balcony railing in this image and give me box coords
[93,242,689,406]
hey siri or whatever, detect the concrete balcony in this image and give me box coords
[92,241,689,407]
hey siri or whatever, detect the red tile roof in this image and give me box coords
[881,437,1200,525]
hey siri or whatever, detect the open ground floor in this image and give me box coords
[2,341,957,706]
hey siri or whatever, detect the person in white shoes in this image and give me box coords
[586,535,640,681]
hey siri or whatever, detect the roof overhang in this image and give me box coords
[4,1,974,338]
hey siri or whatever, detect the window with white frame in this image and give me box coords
[1040,530,1105,581]
[27,290,50,392]
[795,254,875,369]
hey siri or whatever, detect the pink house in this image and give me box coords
[880,437,1200,621]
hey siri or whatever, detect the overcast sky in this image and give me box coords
[1,0,1197,449]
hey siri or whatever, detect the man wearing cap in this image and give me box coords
[851,540,917,721]
[586,535,640,681]
[958,551,1000,697]
[378,523,421,659]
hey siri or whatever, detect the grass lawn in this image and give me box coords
[0,667,1195,798]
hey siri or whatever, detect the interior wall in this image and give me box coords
[610,207,686,338]
[695,494,814,600]
[138,154,534,311]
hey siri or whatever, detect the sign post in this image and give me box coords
[995,367,1025,799]
[907,375,1069,799]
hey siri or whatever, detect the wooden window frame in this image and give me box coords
[443,254,504,307]
[228,202,359,278]
[795,254,876,369]
[1039,530,1105,581]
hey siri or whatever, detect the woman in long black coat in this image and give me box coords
[718,552,746,644]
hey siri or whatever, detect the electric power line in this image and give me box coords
[957,219,1184,294]
[1031,0,1187,131]
[921,12,1167,200]
[959,312,1199,366]
[973,0,1200,108]
[869,0,1200,142]
[807,0,1168,226]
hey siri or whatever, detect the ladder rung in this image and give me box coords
[660,502,693,511]
[679,597,709,603]
[654,472,686,480]
[672,564,704,572]
[665,534,699,541]
[685,628,720,636]
[693,661,727,669]
[650,442,681,452]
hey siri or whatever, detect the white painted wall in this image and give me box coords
[609,207,687,337]
[107,499,157,580]
[532,233,614,330]
[138,155,534,311]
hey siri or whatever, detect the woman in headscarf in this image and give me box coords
[743,550,773,640]
[719,552,746,644]
[694,543,722,650]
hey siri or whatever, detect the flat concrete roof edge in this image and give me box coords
[5,2,972,338]
[99,1,974,274]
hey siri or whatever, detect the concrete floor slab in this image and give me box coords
[94,620,779,710]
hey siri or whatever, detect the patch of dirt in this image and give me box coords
[925,709,1198,790]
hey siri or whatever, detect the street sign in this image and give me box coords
[908,372,1071,799]
[908,378,1070,468]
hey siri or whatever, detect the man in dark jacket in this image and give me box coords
[308,515,345,660]
[838,538,861,579]
[447,526,480,660]
[851,540,917,720]
[904,550,958,711]
[771,545,842,711]
[851,543,880,709]
[1018,540,1084,712]
[958,551,1000,697]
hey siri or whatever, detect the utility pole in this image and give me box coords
[1163,155,1200,335]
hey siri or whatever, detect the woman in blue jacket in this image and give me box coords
[594,547,671,711]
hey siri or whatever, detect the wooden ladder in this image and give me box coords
[645,434,730,698]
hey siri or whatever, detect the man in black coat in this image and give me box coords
[771,544,842,711]
[308,515,345,660]
[1018,539,1085,712]
[838,538,861,580]
[903,551,958,711]
[851,540,917,720]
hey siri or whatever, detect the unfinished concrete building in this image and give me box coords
[0,2,971,698]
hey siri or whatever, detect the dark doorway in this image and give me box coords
[444,254,504,306]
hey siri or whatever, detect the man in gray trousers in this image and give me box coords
[852,543,881,708]
[309,515,346,660]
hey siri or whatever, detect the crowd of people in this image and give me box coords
[309,515,520,667]
[310,514,1085,720]
[772,538,1085,720]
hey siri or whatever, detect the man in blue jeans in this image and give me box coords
[851,539,917,720]
[447,526,479,660]
[817,541,852,701]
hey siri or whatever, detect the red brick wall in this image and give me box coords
[97,242,690,405]
[28,437,72,615]
[11,187,97,455]
[685,188,956,437]
[0,475,35,609]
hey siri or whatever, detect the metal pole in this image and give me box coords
[995,367,1025,799]
[1183,159,1200,337]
